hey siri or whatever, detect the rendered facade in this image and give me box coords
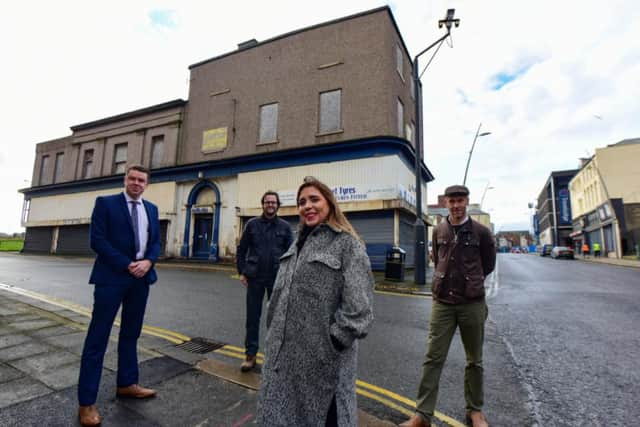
[569,138,640,257]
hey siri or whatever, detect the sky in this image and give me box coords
[2,0,639,233]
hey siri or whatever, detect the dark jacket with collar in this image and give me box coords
[89,193,161,286]
[236,215,293,284]
[431,217,496,304]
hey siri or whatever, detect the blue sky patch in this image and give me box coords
[149,9,176,29]
[490,58,540,90]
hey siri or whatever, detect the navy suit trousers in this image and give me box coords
[78,281,149,406]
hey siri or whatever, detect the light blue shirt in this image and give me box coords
[124,192,149,260]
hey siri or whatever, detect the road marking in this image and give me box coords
[0,282,185,344]
[374,290,430,299]
[0,282,464,426]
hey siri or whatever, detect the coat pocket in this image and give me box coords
[244,255,259,278]
[432,271,446,294]
[463,274,486,298]
[307,253,342,270]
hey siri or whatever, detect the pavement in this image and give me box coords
[0,286,396,426]
[578,254,640,268]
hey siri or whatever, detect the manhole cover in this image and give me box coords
[175,337,225,354]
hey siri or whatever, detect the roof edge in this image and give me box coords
[70,99,187,132]
[188,6,393,70]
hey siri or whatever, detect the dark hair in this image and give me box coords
[261,190,281,207]
[126,164,150,180]
[296,176,359,238]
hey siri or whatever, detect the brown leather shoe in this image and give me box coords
[78,405,101,427]
[399,413,431,427]
[240,355,257,372]
[116,384,157,399]
[466,411,489,427]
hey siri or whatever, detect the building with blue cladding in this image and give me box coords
[20,7,434,270]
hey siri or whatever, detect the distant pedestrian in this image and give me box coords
[257,177,374,427]
[400,185,495,427]
[236,191,293,371]
[592,242,602,258]
[582,242,590,258]
[78,165,161,427]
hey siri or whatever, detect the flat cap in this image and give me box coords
[444,185,470,197]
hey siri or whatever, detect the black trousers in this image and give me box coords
[244,279,273,356]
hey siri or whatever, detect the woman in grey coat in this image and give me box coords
[257,177,374,427]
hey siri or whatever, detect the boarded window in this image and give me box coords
[319,89,341,133]
[82,149,94,179]
[113,143,128,174]
[405,123,413,144]
[259,103,278,143]
[396,45,403,79]
[410,75,415,99]
[150,135,164,169]
[53,152,64,183]
[397,99,404,137]
[39,155,50,185]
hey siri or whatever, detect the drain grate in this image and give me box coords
[175,337,225,354]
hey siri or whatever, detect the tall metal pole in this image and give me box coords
[413,58,427,285]
[412,9,459,285]
[463,123,483,186]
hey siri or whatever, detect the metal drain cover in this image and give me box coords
[175,337,225,354]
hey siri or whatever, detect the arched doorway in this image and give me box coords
[180,180,221,261]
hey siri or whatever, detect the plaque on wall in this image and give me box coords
[202,127,228,153]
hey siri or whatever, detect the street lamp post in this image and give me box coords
[413,9,460,285]
[480,183,494,209]
[462,123,491,186]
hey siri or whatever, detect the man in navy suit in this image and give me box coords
[78,165,161,427]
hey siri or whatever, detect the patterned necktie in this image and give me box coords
[130,201,140,254]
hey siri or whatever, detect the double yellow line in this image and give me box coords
[208,342,463,426]
[0,282,463,427]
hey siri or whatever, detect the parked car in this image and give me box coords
[539,244,552,257]
[551,246,575,259]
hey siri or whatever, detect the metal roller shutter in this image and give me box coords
[260,211,395,271]
[398,211,417,268]
[346,211,394,271]
[23,227,53,253]
[57,225,93,256]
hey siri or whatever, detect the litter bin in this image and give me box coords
[385,246,406,281]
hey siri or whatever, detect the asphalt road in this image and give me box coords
[0,252,637,426]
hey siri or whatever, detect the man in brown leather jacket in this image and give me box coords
[401,185,495,427]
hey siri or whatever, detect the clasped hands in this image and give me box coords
[128,260,152,278]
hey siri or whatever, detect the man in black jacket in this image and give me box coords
[237,191,293,371]
[401,185,495,427]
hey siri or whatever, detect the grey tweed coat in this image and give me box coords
[257,224,374,427]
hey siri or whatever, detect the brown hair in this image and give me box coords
[126,164,150,180]
[296,176,360,238]
[261,190,281,207]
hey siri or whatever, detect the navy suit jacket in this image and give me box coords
[88,193,161,286]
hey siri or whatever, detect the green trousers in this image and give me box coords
[416,300,488,419]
